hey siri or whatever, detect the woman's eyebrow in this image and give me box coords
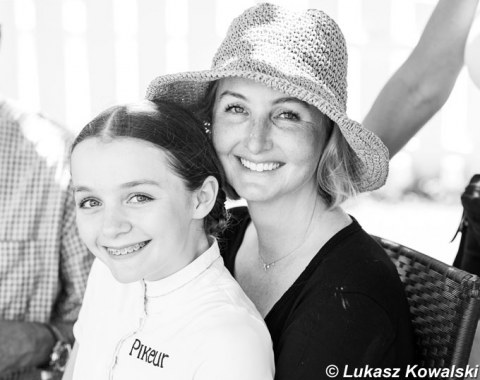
[218,91,308,108]
[272,97,310,108]
[217,90,247,101]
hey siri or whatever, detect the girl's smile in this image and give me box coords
[105,240,151,257]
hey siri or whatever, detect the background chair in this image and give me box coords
[373,236,480,369]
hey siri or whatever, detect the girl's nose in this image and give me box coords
[245,118,273,154]
[101,207,132,238]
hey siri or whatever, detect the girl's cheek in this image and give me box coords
[76,215,96,241]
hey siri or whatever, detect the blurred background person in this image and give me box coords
[364,0,479,158]
[0,28,92,380]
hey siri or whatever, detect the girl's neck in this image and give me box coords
[179,221,212,267]
[190,229,211,261]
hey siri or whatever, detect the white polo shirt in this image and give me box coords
[72,241,274,380]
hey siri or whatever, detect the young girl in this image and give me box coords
[63,100,274,379]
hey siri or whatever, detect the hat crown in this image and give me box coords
[212,3,348,110]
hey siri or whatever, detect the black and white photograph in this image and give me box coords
[1,0,480,379]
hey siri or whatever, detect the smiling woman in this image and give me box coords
[63,100,274,380]
[145,3,415,379]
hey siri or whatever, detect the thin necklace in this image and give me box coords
[258,200,317,272]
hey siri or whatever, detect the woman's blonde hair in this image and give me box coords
[316,120,360,209]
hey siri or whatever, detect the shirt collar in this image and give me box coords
[144,238,220,298]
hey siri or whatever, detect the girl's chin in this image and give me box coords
[110,270,140,284]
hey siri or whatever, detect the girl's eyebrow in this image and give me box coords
[73,180,161,193]
[73,185,91,193]
[120,180,162,189]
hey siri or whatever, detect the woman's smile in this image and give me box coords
[238,157,283,172]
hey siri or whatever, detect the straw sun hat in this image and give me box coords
[146,2,389,192]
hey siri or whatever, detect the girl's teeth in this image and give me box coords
[240,158,280,172]
[108,241,147,256]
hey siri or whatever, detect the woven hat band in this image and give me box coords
[213,64,345,113]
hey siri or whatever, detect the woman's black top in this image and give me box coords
[219,207,415,380]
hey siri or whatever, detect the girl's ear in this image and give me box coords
[192,176,219,220]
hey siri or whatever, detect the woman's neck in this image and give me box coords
[246,192,351,262]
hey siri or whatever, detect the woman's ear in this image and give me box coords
[192,176,219,220]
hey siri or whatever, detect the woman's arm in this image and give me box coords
[363,0,479,158]
[61,342,78,380]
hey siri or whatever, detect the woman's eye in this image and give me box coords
[79,198,102,209]
[128,194,153,204]
[225,104,245,114]
[278,111,299,120]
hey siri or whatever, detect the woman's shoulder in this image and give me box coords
[323,218,395,272]
[287,220,413,345]
[310,219,405,306]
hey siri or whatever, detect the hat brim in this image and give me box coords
[146,69,389,193]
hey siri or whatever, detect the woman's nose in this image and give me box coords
[101,207,132,238]
[245,118,273,154]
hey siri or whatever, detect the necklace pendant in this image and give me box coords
[263,262,274,271]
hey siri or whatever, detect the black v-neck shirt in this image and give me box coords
[219,207,415,380]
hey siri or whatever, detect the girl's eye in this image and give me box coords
[128,194,153,204]
[79,198,102,209]
[225,104,246,114]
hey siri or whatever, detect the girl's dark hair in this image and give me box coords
[72,99,229,236]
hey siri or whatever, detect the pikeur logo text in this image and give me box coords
[129,338,170,368]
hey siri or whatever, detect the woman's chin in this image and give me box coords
[236,186,278,203]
